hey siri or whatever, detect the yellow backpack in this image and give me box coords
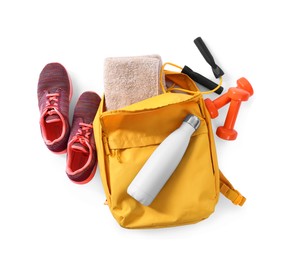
[93,69,246,229]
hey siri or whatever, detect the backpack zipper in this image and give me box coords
[102,134,111,156]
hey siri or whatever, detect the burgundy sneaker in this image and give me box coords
[66,91,101,184]
[37,63,72,153]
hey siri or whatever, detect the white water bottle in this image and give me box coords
[127,114,200,206]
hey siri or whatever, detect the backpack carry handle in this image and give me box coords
[160,62,223,95]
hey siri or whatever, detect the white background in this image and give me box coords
[1,0,289,259]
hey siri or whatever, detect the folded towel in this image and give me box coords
[104,55,164,111]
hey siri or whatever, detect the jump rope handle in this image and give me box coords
[194,37,224,79]
[181,65,223,94]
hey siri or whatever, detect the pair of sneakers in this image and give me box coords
[37,63,101,184]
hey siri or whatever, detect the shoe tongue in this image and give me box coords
[45,109,61,124]
[45,113,61,123]
[71,142,89,154]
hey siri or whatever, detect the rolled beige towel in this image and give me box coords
[104,55,164,111]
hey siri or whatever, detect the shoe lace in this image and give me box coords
[75,123,93,144]
[45,93,59,109]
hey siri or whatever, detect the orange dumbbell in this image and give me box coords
[204,77,253,119]
[205,77,253,140]
[216,87,250,140]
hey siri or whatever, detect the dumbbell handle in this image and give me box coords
[223,100,241,130]
[212,93,231,109]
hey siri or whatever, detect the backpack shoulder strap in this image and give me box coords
[219,170,246,206]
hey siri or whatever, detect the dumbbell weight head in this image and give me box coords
[204,98,219,118]
[216,125,238,140]
[237,77,254,97]
[227,87,250,101]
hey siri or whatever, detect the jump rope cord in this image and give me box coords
[160,62,223,95]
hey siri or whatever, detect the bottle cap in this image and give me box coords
[184,114,200,130]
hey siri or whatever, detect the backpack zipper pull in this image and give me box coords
[102,134,111,156]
